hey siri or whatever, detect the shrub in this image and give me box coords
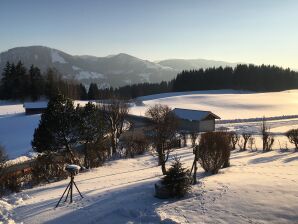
[197,132,231,174]
[0,146,8,195]
[120,130,149,158]
[261,118,274,152]
[229,132,239,150]
[238,133,252,151]
[32,152,68,184]
[286,129,298,152]
[161,157,192,198]
[84,139,109,168]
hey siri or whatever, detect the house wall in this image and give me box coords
[199,119,215,132]
[178,119,215,132]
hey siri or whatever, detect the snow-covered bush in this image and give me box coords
[197,132,231,174]
[161,157,192,198]
[286,128,298,152]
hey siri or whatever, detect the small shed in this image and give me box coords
[23,102,48,115]
[172,108,220,132]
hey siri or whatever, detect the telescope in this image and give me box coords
[55,164,83,208]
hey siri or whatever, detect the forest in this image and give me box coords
[1,62,298,100]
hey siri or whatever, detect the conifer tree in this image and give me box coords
[32,94,80,163]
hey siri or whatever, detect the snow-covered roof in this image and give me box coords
[23,102,48,109]
[173,108,220,121]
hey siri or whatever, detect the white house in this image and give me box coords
[172,108,220,132]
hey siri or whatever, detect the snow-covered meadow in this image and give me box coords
[1,89,298,158]
[1,147,297,224]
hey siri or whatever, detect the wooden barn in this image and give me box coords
[172,108,220,132]
[23,102,48,115]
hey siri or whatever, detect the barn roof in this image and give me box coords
[172,108,220,121]
[23,102,48,109]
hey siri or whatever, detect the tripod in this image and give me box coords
[55,173,83,208]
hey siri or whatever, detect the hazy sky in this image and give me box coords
[0,0,297,68]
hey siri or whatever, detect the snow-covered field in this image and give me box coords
[1,89,298,158]
[1,147,297,224]
[132,89,298,120]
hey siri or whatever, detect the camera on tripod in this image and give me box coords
[55,164,83,208]
[65,164,81,176]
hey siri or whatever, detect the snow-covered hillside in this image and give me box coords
[1,147,297,224]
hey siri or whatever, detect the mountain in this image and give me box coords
[157,58,238,71]
[0,46,237,88]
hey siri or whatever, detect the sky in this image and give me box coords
[0,0,297,69]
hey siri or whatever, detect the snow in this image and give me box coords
[77,71,105,80]
[139,73,151,82]
[0,114,40,159]
[4,156,31,166]
[51,50,67,64]
[0,193,31,224]
[2,147,297,223]
[66,164,81,171]
[72,66,81,71]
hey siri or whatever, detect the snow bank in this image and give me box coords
[0,193,30,224]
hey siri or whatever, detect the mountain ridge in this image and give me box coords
[0,46,239,88]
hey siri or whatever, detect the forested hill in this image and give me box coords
[112,64,298,99]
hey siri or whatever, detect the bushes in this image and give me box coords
[161,157,192,198]
[120,130,149,158]
[32,152,68,184]
[197,132,231,174]
[286,129,298,152]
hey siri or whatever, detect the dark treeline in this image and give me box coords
[173,64,298,92]
[97,64,298,99]
[0,61,88,101]
[1,62,298,101]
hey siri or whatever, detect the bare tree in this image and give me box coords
[146,104,178,174]
[190,132,199,147]
[248,136,257,152]
[229,132,240,150]
[261,117,274,152]
[100,97,129,156]
[181,132,187,147]
[238,133,252,151]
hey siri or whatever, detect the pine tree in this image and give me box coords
[162,157,191,197]
[32,94,80,163]
[77,102,105,167]
[29,65,44,101]
[88,83,99,99]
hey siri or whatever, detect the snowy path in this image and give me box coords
[3,148,297,224]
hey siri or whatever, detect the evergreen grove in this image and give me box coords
[1,61,298,101]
